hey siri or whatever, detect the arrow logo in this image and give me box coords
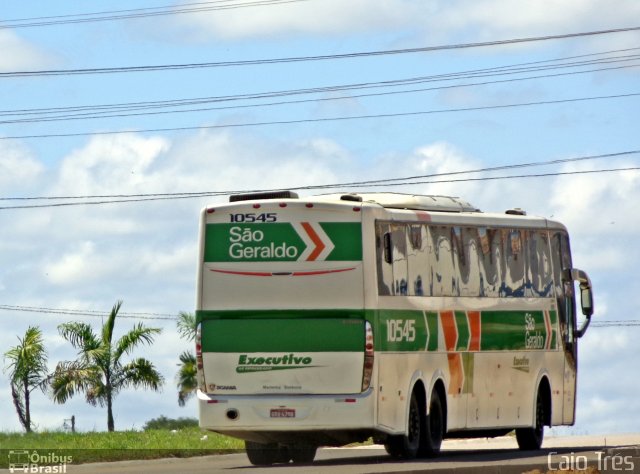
[294,222,335,261]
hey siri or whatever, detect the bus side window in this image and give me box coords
[407,224,427,296]
[478,227,499,296]
[462,227,481,297]
[451,227,465,296]
[527,230,553,297]
[560,233,576,343]
[390,224,408,295]
[503,229,526,297]
[376,223,393,296]
[429,225,455,297]
[551,231,576,346]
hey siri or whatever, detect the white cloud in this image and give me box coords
[0,31,55,71]
[422,0,640,52]
[0,141,43,191]
[372,141,484,198]
[54,134,171,197]
[160,131,344,192]
[169,0,640,50]
[44,241,98,285]
[550,162,640,234]
[173,0,423,40]
[5,130,350,296]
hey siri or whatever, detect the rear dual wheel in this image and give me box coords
[245,441,317,466]
[385,388,444,459]
[385,392,422,458]
[422,389,444,457]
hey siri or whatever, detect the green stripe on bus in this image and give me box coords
[203,222,362,263]
[320,222,363,261]
[426,311,439,352]
[204,223,304,262]
[196,309,368,323]
[455,311,470,351]
[378,309,426,352]
[197,308,558,353]
[201,318,365,352]
[480,310,546,351]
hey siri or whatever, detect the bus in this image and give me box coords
[195,191,594,465]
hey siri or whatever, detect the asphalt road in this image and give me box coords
[34,434,640,474]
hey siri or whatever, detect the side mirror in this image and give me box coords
[580,284,593,318]
[563,268,594,338]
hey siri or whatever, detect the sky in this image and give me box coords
[0,0,639,435]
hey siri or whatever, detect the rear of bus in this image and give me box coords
[195,191,375,448]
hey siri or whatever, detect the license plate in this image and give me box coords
[270,408,295,418]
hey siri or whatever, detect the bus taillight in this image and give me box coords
[362,321,374,391]
[196,323,206,391]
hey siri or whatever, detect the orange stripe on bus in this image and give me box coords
[441,310,458,351]
[301,222,326,261]
[447,353,464,395]
[544,310,552,350]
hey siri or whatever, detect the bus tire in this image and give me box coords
[420,389,444,457]
[516,387,546,450]
[288,445,317,463]
[245,440,284,465]
[384,391,422,459]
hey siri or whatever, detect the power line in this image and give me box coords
[372,167,640,189]
[0,1,219,23]
[0,168,637,210]
[0,0,260,23]
[2,53,639,125]
[2,150,637,203]
[1,26,639,78]
[0,0,312,29]
[3,47,637,116]
[2,91,638,141]
[1,166,638,210]
[0,304,177,321]
[592,320,640,327]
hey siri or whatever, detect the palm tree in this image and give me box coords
[3,326,49,432]
[51,301,164,432]
[176,311,197,406]
[177,350,197,407]
[176,311,196,341]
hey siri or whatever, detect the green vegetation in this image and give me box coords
[0,304,226,468]
[143,415,198,431]
[3,326,49,432]
[0,428,244,467]
[50,300,164,432]
[176,311,197,406]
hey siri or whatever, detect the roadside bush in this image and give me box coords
[143,415,199,431]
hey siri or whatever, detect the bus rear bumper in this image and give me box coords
[197,389,377,445]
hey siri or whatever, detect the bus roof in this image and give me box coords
[315,193,479,213]
[213,191,566,231]
[312,192,566,231]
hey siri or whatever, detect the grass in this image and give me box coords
[0,428,245,467]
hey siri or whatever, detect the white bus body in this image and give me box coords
[195,191,593,464]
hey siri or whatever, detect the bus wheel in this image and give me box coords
[384,391,422,459]
[420,389,444,457]
[288,445,317,463]
[516,388,545,450]
[245,440,285,465]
